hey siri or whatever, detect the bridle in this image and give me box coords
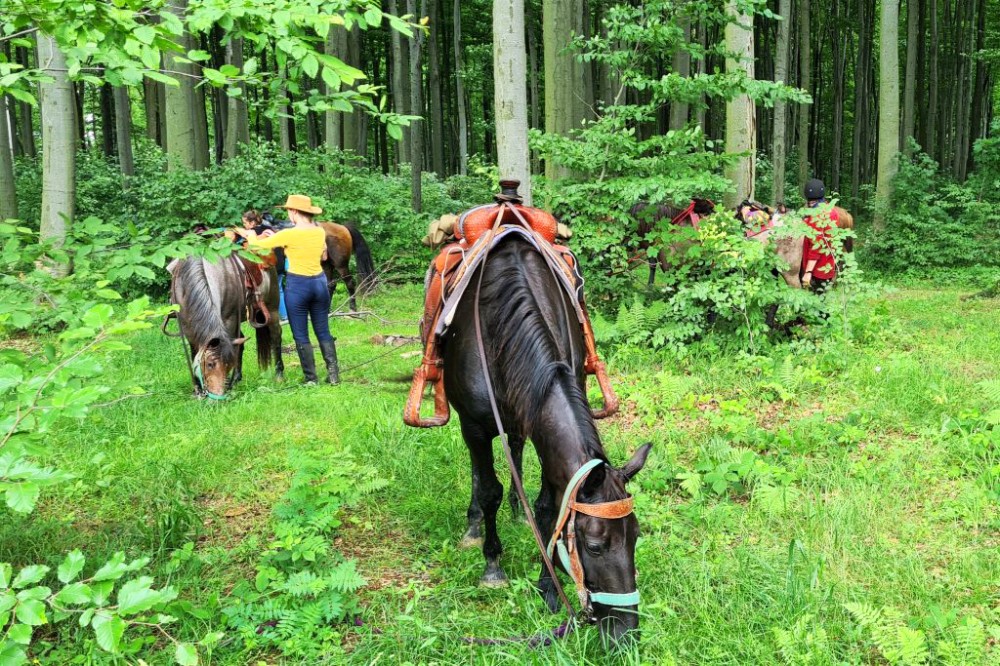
[547,458,639,618]
[470,201,639,626]
[190,348,229,401]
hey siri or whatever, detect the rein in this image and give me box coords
[470,203,637,631]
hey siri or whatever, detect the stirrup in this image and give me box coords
[404,365,450,427]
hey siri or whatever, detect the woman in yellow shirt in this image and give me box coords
[236,195,339,384]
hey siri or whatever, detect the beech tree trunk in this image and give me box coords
[543,0,584,180]
[724,2,756,208]
[454,0,469,175]
[113,87,135,180]
[0,94,17,220]
[224,37,251,159]
[15,46,36,158]
[798,0,811,185]
[163,0,199,170]
[343,26,362,156]
[927,0,938,160]
[37,32,75,276]
[388,0,410,164]
[408,0,424,211]
[494,0,532,205]
[325,29,346,153]
[771,0,792,204]
[428,0,446,175]
[875,0,900,233]
[902,0,919,153]
[669,18,691,130]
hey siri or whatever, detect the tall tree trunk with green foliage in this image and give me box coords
[724,2,755,208]
[408,0,424,211]
[875,0,900,233]
[163,0,198,170]
[669,18,691,130]
[493,0,532,205]
[797,0,811,185]
[224,37,250,159]
[15,46,36,158]
[325,29,346,153]
[0,94,17,220]
[543,0,583,180]
[388,0,410,164]
[428,0,446,175]
[36,33,75,276]
[113,87,135,180]
[902,0,919,153]
[454,0,469,175]
[771,0,792,204]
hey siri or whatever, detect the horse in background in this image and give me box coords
[627,199,717,285]
[169,256,283,398]
[319,222,376,311]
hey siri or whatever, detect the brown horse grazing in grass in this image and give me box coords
[318,222,376,311]
[628,199,717,286]
[168,256,283,399]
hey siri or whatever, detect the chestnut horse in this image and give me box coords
[318,222,376,311]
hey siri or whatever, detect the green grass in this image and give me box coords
[5,283,1000,664]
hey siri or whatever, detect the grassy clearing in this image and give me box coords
[4,283,1000,664]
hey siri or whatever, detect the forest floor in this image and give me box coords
[4,282,1000,665]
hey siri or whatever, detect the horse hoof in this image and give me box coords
[480,573,509,588]
[459,535,483,549]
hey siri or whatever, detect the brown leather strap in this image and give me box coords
[572,497,634,519]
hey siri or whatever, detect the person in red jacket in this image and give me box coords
[801,179,839,294]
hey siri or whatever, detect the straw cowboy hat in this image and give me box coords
[277,194,323,215]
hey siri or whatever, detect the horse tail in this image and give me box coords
[255,320,272,370]
[346,224,377,292]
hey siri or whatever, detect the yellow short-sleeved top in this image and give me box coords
[249,226,326,276]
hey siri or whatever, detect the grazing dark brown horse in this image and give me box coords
[318,222,376,311]
[169,256,283,398]
[628,199,717,285]
[442,234,651,644]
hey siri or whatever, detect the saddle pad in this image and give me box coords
[434,226,585,338]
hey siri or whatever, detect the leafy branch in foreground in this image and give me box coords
[0,551,220,666]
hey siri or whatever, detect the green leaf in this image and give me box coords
[82,304,114,329]
[11,566,48,590]
[3,483,39,514]
[145,70,180,87]
[14,599,46,626]
[0,564,10,589]
[7,623,32,645]
[0,364,24,392]
[54,582,92,605]
[117,577,165,615]
[92,553,128,581]
[302,54,319,79]
[57,550,85,584]
[134,25,156,45]
[321,66,341,92]
[175,642,199,666]
[96,289,122,300]
[387,123,403,141]
[92,612,126,653]
[0,641,27,666]
[187,49,211,62]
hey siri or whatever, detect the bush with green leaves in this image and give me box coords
[222,452,387,659]
[866,140,1000,274]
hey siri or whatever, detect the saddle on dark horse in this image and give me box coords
[231,253,271,329]
[404,183,618,428]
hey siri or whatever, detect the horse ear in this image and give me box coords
[233,337,248,345]
[620,443,652,482]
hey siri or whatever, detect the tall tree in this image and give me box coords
[388,0,410,163]
[724,2,756,208]
[408,0,424,211]
[163,0,199,170]
[494,0,532,205]
[875,0,900,232]
[325,28,346,153]
[428,0,446,175]
[543,0,584,180]
[0,94,17,220]
[669,18,692,130]
[771,0,792,204]
[454,0,469,175]
[926,0,939,160]
[797,0,811,185]
[902,0,919,153]
[113,87,135,180]
[15,46,36,158]
[36,32,75,276]
[224,37,251,159]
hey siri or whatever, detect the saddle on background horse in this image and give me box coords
[404,182,618,428]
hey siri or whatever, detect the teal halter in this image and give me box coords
[546,459,640,615]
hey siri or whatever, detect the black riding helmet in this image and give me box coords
[804,179,826,201]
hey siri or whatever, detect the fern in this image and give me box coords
[978,379,1000,407]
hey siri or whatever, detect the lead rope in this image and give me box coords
[471,205,579,625]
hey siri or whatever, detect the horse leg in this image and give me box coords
[338,263,359,312]
[271,318,284,380]
[460,450,484,549]
[461,421,507,587]
[506,436,526,520]
[230,330,245,388]
[647,256,657,286]
[533,479,560,612]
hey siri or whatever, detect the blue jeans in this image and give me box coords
[285,273,333,344]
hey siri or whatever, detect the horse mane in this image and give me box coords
[174,258,238,365]
[478,239,605,461]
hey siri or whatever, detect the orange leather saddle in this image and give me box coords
[404,202,618,428]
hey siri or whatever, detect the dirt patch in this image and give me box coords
[199,494,273,549]
[333,522,430,593]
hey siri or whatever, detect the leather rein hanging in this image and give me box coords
[470,203,637,625]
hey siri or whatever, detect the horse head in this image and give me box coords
[193,335,246,400]
[571,443,652,645]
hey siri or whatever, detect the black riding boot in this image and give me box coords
[295,342,318,384]
[319,338,340,385]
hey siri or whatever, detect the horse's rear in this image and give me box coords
[319,221,376,310]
